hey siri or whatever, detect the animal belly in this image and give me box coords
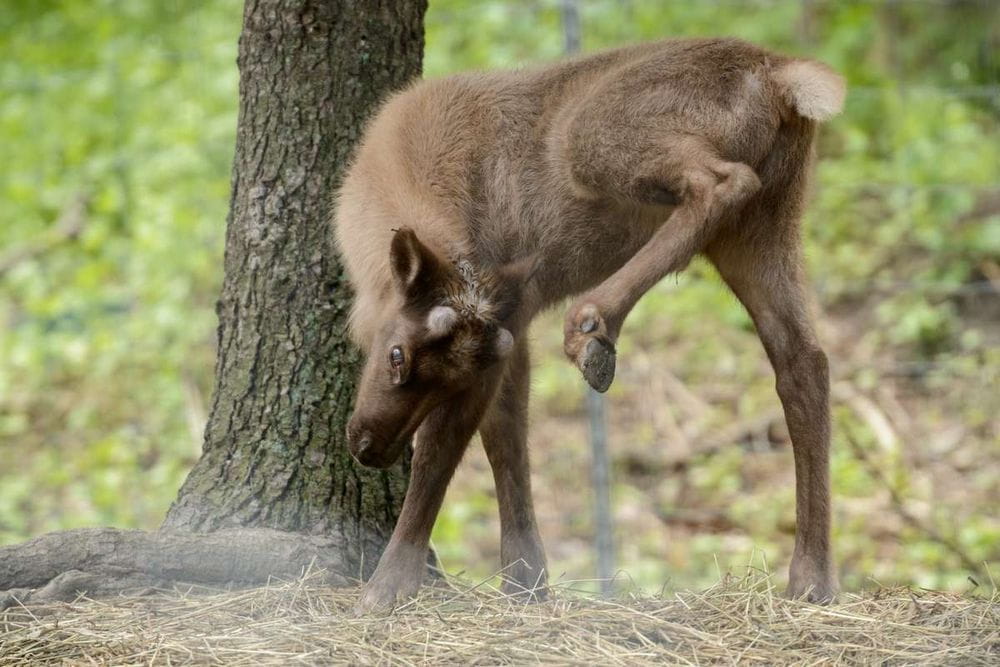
[536,203,667,303]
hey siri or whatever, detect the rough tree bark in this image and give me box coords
[161,0,428,572]
[0,0,428,609]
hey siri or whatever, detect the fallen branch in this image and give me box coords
[660,369,712,423]
[673,408,785,467]
[843,433,983,574]
[834,382,900,453]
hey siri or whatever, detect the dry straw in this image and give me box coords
[1,567,996,665]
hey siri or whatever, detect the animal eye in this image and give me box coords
[389,346,405,368]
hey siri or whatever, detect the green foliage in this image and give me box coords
[2,0,997,593]
[0,0,241,540]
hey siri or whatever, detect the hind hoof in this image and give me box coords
[578,336,616,392]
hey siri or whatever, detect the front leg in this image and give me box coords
[355,372,501,615]
[564,157,760,390]
[479,341,548,598]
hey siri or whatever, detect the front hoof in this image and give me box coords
[786,566,838,604]
[353,566,424,616]
[578,337,616,392]
[784,583,838,605]
[352,584,398,617]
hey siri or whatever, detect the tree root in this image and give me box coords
[0,527,352,611]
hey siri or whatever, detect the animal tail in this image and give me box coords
[771,59,846,122]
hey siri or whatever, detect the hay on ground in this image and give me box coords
[0,569,997,665]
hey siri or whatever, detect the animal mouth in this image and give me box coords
[351,427,415,469]
[353,440,406,469]
[348,402,431,469]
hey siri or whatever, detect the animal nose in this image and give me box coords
[355,434,373,457]
[352,434,382,467]
[346,422,374,458]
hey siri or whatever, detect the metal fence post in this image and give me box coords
[561,0,615,596]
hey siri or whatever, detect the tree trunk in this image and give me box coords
[0,0,427,607]
[162,0,427,580]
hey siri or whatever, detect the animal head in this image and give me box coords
[346,227,531,468]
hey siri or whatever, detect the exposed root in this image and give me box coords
[0,527,351,611]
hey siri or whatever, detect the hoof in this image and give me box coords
[578,336,616,393]
[785,574,838,605]
[352,587,397,617]
[784,586,837,605]
[787,556,838,605]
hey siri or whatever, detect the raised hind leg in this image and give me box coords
[563,143,761,391]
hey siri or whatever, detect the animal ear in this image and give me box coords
[390,227,446,299]
[425,305,458,340]
[494,327,514,358]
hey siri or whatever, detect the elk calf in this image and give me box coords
[334,38,845,613]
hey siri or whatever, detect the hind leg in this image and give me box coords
[707,233,838,603]
[564,149,760,391]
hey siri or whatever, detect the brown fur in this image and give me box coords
[334,37,845,613]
